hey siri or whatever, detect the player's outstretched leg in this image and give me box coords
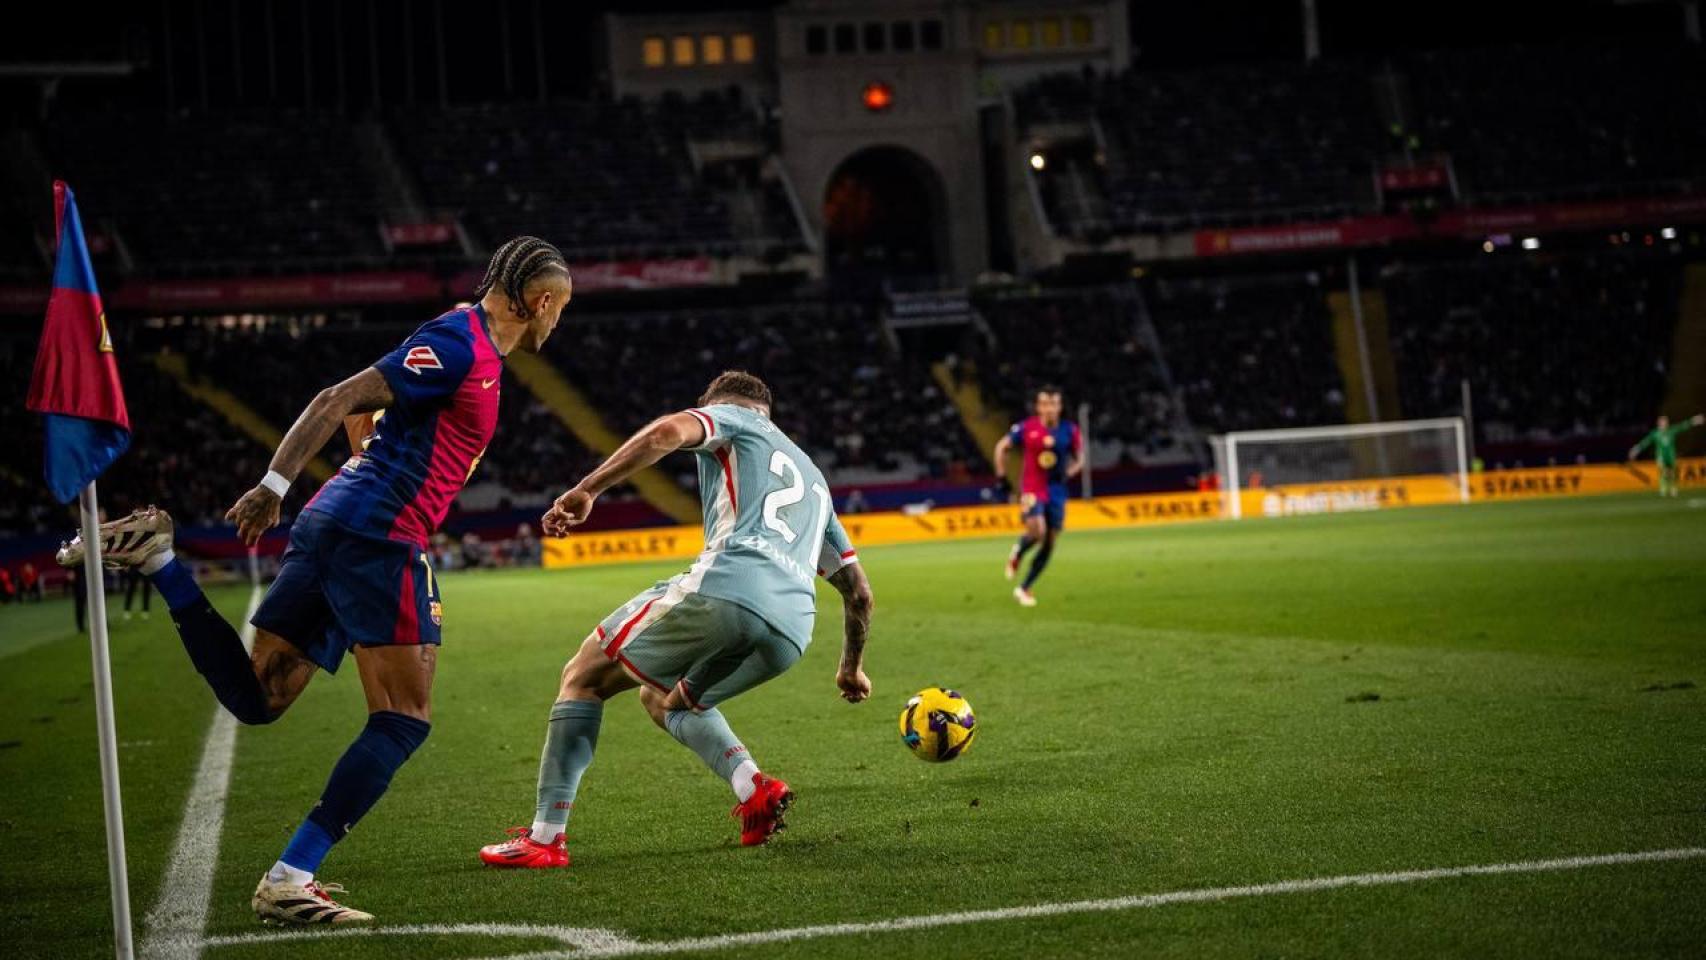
[56,507,283,725]
[256,646,433,924]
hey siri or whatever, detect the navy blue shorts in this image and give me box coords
[1021,493,1066,531]
[251,510,441,674]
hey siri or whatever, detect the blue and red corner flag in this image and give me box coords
[26,181,130,504]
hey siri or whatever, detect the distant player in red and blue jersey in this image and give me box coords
[57,237,572,925]
[992,386,1083,607]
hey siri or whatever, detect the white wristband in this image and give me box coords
[260,471,291,498]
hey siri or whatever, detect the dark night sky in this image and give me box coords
[0,0,1687,114]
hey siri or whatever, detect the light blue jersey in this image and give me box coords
[670,403,856,650]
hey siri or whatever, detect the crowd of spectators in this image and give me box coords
[389,91,800,262]
[1015,59,1383,235]
[963,287,1181,462]
[1016,41,1706,238]
[1404,42,1706,205]
[1383,249,1681,439]
[1148,271,1347,433]
[41,109,388,275]
[547,303,982,483]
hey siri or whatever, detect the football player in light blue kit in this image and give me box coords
[480,371,875,865]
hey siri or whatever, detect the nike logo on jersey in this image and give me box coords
[403,346,442,374]
[482,378,497,389]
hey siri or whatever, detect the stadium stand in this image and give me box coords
[1383,249,1682,440]
[42,109,388,274]
[965,287,1181,461]
[546,303,983,483]
[1404,43,1706,205]
[389,92,801,260]
[1148,270,1348,432]
[1016,59,1384,235]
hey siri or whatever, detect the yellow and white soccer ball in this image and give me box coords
[899,687,977,762]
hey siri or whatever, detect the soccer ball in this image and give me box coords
[899,687,977,762]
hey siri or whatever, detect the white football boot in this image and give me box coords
[1013,586,1038,607]
[251,874,374,926]
[55,506,175,570]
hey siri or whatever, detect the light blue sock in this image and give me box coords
[533,700,602,839]
[664,707,753,787]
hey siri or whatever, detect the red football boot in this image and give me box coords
[479,827,570,868]
[733,773,793,847]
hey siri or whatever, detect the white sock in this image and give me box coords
[139,548,174,576]
[730,759,760,802]
[530,820,563,844]
[267,860,313,886]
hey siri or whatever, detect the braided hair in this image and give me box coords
[473,236,569,320]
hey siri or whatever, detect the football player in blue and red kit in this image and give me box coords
[992,386,1083,607]
[57,237,573,924]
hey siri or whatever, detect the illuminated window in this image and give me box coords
[834,23,856,53]
[1041,19,1063,47]
[702,35,726,64]
[1070,16,1093,45]
[671,35,696,66]
[806,26,826,55]
[732,32,755,62]
[921,19,943,50]
[1010,20,1033,48]
[983,22,1003,50]
[864,22,885,52]
[892,21,914,51]
[641,36,666,68]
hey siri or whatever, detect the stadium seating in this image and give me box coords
[1383,249,1681,439]
[965,287,1181,461]
[389,92,801,260]
[42,109,387,274]
[545,303,984,482]
[1016,60,1384,235]
[1147,271,1348,433]
[1404,43,1706,205]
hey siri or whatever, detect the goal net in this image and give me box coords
[1209,418,1469,519]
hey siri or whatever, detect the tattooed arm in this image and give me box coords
[828,562,874,703]
[226,367,395,545]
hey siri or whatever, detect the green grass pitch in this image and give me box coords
[2,494,1704,959]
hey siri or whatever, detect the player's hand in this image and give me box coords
[835,666,871,703]
[993,477,1011,500]
[1694,414,1704,426]
[543,486,596,536]
[226,486,282,546]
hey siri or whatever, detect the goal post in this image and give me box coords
[1211,418,1470,519]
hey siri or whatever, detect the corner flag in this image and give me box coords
[27,180,130,503]
[27,180,136,960]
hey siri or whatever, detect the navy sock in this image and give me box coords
[150,557,204,612]
[1013,535,1037,558]
[282,710,431,874]
[160,560,273,725]
[1022,542,1055,589]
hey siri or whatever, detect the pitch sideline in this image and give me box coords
[199,846,1706,958]
[140,584,262,960]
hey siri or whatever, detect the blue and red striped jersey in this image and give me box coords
[305,304,503,546]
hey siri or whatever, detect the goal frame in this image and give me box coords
[1217,417,1470,519]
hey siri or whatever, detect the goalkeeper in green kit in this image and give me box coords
[1628,413,1704,497]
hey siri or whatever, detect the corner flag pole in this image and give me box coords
[78,480,135,960]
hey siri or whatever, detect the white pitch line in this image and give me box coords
[140,585,262,960]
[202,846,1706,959]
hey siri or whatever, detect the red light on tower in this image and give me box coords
[861,81,894,113]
